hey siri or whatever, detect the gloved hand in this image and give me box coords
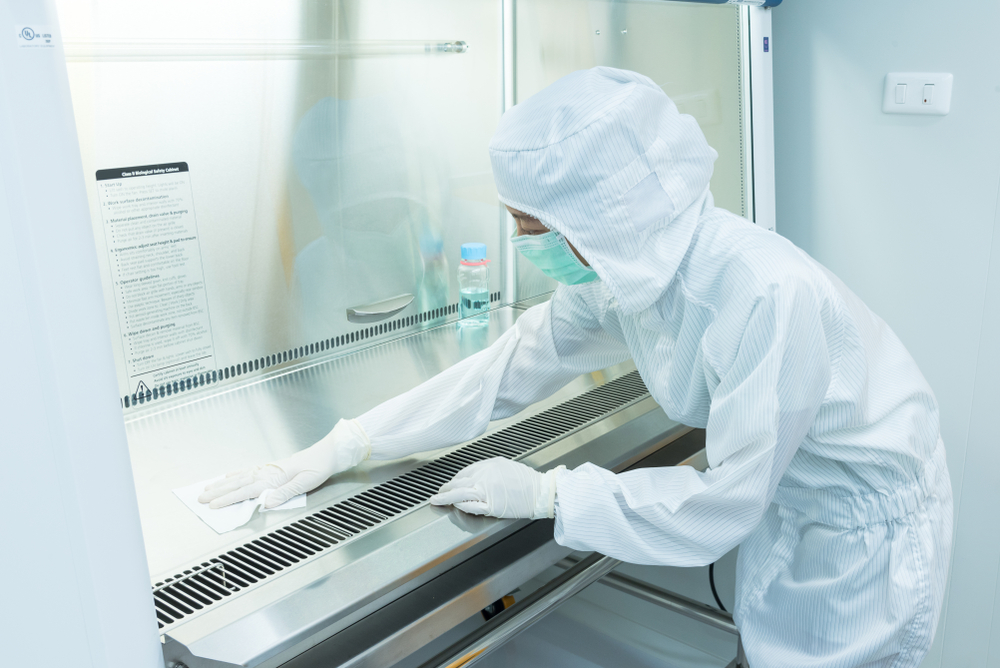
[198,418,371,509]
[429,457,564,519]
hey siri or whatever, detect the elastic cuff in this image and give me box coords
[534,465,565,519]
[328,418,371,470]
[344,418,372,461]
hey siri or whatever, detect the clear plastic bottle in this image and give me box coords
[458,242,490,327]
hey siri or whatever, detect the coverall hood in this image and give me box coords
[489,67,718,313]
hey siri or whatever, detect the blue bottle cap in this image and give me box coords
[461,242,487,261]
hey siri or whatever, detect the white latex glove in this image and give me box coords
[198,418,371,509]
[429,457,564,519]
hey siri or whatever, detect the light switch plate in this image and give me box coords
[883,73,953,115]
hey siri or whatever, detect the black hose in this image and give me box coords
[709,562,727,613]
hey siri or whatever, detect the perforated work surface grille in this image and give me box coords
[151,370,649,630]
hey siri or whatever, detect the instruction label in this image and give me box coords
[97,162,216,397]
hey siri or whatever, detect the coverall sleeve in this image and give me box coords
[356,287,630,460]
[553,281,833,566]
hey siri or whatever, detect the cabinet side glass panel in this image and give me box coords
[513,0,746,302]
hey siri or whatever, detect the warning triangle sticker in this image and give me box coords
[135,380,151,396]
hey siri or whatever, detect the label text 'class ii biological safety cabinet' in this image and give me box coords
[96,162,216,403]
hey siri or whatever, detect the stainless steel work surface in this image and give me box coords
[160,396,685,668]
[127,299,687,667]
[129,303,518,581]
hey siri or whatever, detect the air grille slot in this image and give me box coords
[152,370,649,630]
[123,292,504,409]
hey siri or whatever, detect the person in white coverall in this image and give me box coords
[201,67,953,667]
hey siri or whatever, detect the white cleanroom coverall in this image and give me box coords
[356,68,954,667]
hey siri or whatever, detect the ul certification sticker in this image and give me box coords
[16,26,55,48]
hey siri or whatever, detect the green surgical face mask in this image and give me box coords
[510,229,599,286]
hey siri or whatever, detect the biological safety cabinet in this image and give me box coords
[1,1,775,666]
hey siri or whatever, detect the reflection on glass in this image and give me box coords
[290,96,446,340]
[56,0,747,406]
[57,0,505,404]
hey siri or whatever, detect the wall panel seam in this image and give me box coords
[975,175,1000,662]
[942,170,1000,660]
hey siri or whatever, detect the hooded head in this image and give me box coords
[490,67,718,313]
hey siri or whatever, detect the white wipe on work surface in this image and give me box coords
[173,476,307,534]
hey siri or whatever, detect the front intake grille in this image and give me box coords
[151,370,649,630]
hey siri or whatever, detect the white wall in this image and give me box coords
[771,1,1000,665]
